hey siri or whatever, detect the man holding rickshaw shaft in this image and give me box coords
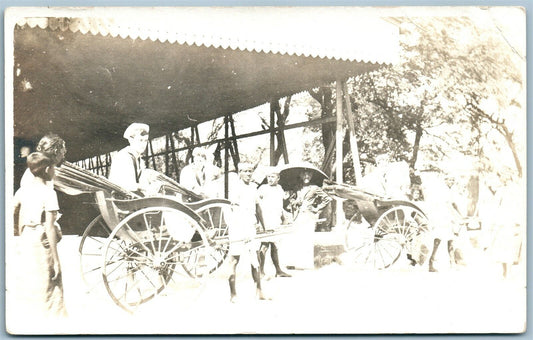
[227,163,269,302]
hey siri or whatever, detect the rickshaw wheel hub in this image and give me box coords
[152,252,169,270]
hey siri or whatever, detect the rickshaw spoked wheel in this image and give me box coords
[79,214,112,292]
[101,206,210,313]
[374,206,428,268]
[370,206,429,269]
[344,210,367,252]
[182,202,232,278]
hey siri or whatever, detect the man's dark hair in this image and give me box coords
[27,152,53,179]
[36,133,66,164]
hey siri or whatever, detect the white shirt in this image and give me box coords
[257,184,285,228]
[20,168,54,188]
[108,146,145,192]
[229,179,259,223]
[14,177,59,226]
[179,163,206,194]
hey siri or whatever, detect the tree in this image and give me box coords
[258,96,293,165]
[308,87,336,176]
[349,13,525,185]
[404,16,524,178]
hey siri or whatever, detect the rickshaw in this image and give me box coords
[55,161,295,313]
[323,181,430,270]
[55,161,237,313]
[274,163,430,270]
[279,162,428,269]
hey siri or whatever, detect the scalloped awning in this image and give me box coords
[11,8,399,161]
[16,7,398,64]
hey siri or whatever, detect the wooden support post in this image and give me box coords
[194,126,200,142]
[169,132,179,180]
[277,131,289,164]
[148,139,156,169]
[224,115,229,199]
[228,143,237,167]
[342,81,363,185]
[275,108,289,164]
[321,138,335,173]
[270,101,276,166]
[95,155,100,176]
[105,153,111,177]
[335,80,345,228]
[186,128,193,164]
[213,142,222,168]
[186,126,198,164]
[164,135,170,176]
[228,115,240,165]
[98,155,103,175]
[194,126,200,148]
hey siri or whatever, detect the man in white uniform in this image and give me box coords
[227,163,268,302]
[108,123,149,194]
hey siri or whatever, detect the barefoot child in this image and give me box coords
[13,152,67,318]
[257,166,291,278]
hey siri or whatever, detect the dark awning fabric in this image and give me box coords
[12,10,398,161]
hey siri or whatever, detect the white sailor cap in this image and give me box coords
[238,162,254,171]
[264,166,280,175]
[192,148,207,158]
[123,123,149,139]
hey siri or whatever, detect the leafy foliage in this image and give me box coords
[348,14,525,184]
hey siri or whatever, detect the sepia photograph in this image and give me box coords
[4,6,527,334]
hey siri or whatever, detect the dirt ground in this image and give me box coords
[6,234,526,335]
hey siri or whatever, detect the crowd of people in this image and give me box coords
[358,150,523,277]
[11,123,523,320]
